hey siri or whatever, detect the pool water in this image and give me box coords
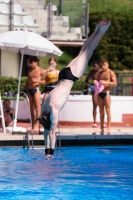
[0,146,133,200]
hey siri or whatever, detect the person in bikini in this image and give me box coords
[85,60,101,128]
[42,58,60,104]
[37,20,111,159]
[24,56,46,130]
[94,59,117,134]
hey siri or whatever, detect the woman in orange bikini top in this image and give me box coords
[42,57,60,104]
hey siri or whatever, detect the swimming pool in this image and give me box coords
[0,146,133,200]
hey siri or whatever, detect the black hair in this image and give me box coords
[29,56,39,63]
[92,60,101,66]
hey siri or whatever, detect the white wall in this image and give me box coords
[1,50,19,77]
[60,95,133,123]
[7,95,133,123]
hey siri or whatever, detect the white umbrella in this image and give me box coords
[0,30,63,132]
[0,30,62,56]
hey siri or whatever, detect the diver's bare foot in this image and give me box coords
[96,20,111,33]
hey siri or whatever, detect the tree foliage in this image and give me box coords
[88,12,133,70]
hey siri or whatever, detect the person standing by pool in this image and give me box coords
[94,59,117,134]
[85,60,101,128]
[42,58,60,104]
[37,20,111,159]
[24,56,46,130]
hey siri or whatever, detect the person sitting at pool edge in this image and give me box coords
[0,99,15,128]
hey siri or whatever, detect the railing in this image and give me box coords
[114,73,133,96]
[111,84,133,96]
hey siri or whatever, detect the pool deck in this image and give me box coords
[0,122,133,147]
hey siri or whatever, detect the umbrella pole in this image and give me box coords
[13,52,24,128]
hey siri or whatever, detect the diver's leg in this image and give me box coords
[70,20,111,78]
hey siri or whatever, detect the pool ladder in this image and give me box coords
[22,124,61,150]
[11,92,34,149]
[12,92,61,150]
[23,131,34,149]
[23,124,61,150]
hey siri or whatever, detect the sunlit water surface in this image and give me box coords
[0,146,133,200]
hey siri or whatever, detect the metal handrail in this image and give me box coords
[12,92,34,149]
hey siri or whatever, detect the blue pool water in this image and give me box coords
[0,146,133,200]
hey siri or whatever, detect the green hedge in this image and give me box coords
[72,77,87,94]
[0,76,87,95]
[0,76,27,95]
[0,76,45,95]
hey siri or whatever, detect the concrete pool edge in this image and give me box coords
[0,133,133,147]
